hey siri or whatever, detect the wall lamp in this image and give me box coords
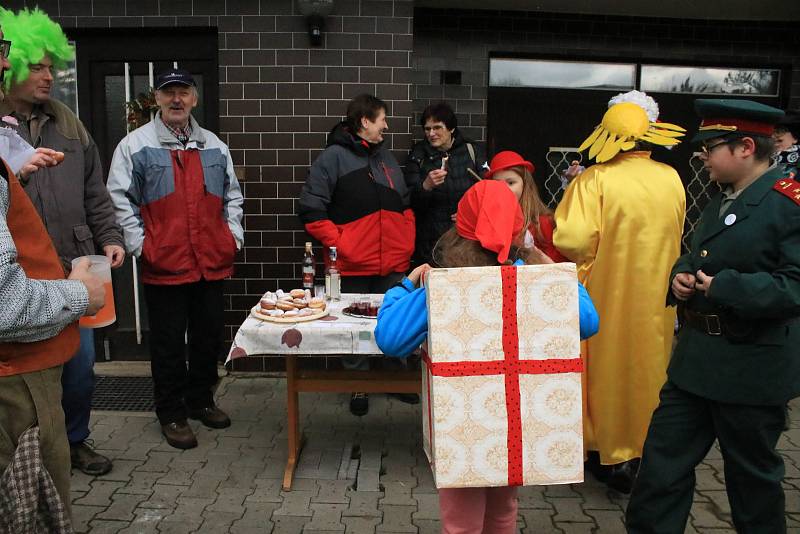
[297,0,335,47]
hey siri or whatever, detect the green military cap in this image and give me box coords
[692,98,785,142]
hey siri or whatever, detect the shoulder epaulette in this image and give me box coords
[773,178,800,206]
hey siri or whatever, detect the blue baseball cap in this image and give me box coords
[154,68,196,90]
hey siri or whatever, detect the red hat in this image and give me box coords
[455,180,525,264]
[484,150,535,179]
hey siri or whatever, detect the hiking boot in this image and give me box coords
[161,421,198,450]
[349,392,369,416]
[188,405,232,429]
[70,441,113,476]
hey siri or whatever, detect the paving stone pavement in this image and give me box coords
[72,376,800,533]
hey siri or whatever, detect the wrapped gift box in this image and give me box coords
[422,263,584,488]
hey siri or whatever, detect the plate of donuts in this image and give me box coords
[251,288,329,323]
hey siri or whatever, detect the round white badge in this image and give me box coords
[724,214,736,226]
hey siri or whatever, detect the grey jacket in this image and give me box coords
[0,99,124,271]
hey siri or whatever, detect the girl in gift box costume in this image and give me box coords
[375,179,599,534]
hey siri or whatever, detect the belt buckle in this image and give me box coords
[705,315,722,336]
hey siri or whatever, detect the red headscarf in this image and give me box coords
[455,180,524,263]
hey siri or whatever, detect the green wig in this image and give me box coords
[0,7,74,90]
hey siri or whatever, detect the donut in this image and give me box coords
[283,309,299,317]
[290,289,306,298]
[265,309,284,317]
[276,301,295,311]
[263,291,275,301]
[297,308,314,316]
[260,299,276,310]
[275,289,286,299]
[308,297,325,309]
[292,298,307,307]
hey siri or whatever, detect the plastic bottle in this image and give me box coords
[325,246,341,301]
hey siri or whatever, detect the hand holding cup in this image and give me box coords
[68,258,106,316]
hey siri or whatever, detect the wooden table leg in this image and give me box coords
[283,355,302,491]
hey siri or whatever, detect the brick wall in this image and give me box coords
[4,0,414,350]
[412,8,800,143]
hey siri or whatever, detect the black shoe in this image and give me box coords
[350,392,369,416]
[161,421,198,450]
[606,458,640,494]
[188,405,232,429]
[70,441,113,476]
[389,393,420,405]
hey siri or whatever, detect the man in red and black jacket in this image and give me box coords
[299,94,416,415]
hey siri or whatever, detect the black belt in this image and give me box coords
[681,307,799,339]
[681,308,725,336]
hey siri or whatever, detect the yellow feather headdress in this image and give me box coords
[578,102,686,163]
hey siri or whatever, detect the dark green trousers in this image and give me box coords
[626,381,786,534]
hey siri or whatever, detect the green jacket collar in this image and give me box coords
[696,166,783,245]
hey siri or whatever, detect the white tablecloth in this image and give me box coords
[226,294,383,362]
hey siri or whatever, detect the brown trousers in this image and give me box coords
[0,366,71,517]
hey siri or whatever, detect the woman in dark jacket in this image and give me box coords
[404,102,486,266]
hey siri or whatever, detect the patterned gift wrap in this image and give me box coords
[422,263,584,488]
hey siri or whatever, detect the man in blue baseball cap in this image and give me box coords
[108,67,243,450]
[627,99,800,533]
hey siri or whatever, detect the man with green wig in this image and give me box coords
[0,7,124,478]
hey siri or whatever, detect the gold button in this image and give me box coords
[700,250,708,257]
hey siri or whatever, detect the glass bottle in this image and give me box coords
[302,242,315,290]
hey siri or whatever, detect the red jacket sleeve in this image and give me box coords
[536,215,569,263]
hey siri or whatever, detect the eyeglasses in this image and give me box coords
[423,124,446,133]
[0,40,10,60]
[700,139,734,157]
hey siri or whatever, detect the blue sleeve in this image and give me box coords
[578,282,599,340]
[375,278,429,357]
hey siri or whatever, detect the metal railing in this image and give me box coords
[543,147,583,208]
[682,152,720,253]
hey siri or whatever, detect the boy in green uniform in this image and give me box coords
[626,99,800,534]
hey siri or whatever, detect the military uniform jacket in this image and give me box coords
[668,166,800,405]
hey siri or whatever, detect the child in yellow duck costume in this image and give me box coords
[553,92,687,492]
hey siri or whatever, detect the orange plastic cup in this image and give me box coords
[72,255,116,328]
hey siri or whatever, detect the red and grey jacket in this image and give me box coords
[299,123,415,276]
[107,113,244,285]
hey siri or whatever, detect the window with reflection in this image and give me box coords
[640,65,780,96]
[489,58,636,91]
